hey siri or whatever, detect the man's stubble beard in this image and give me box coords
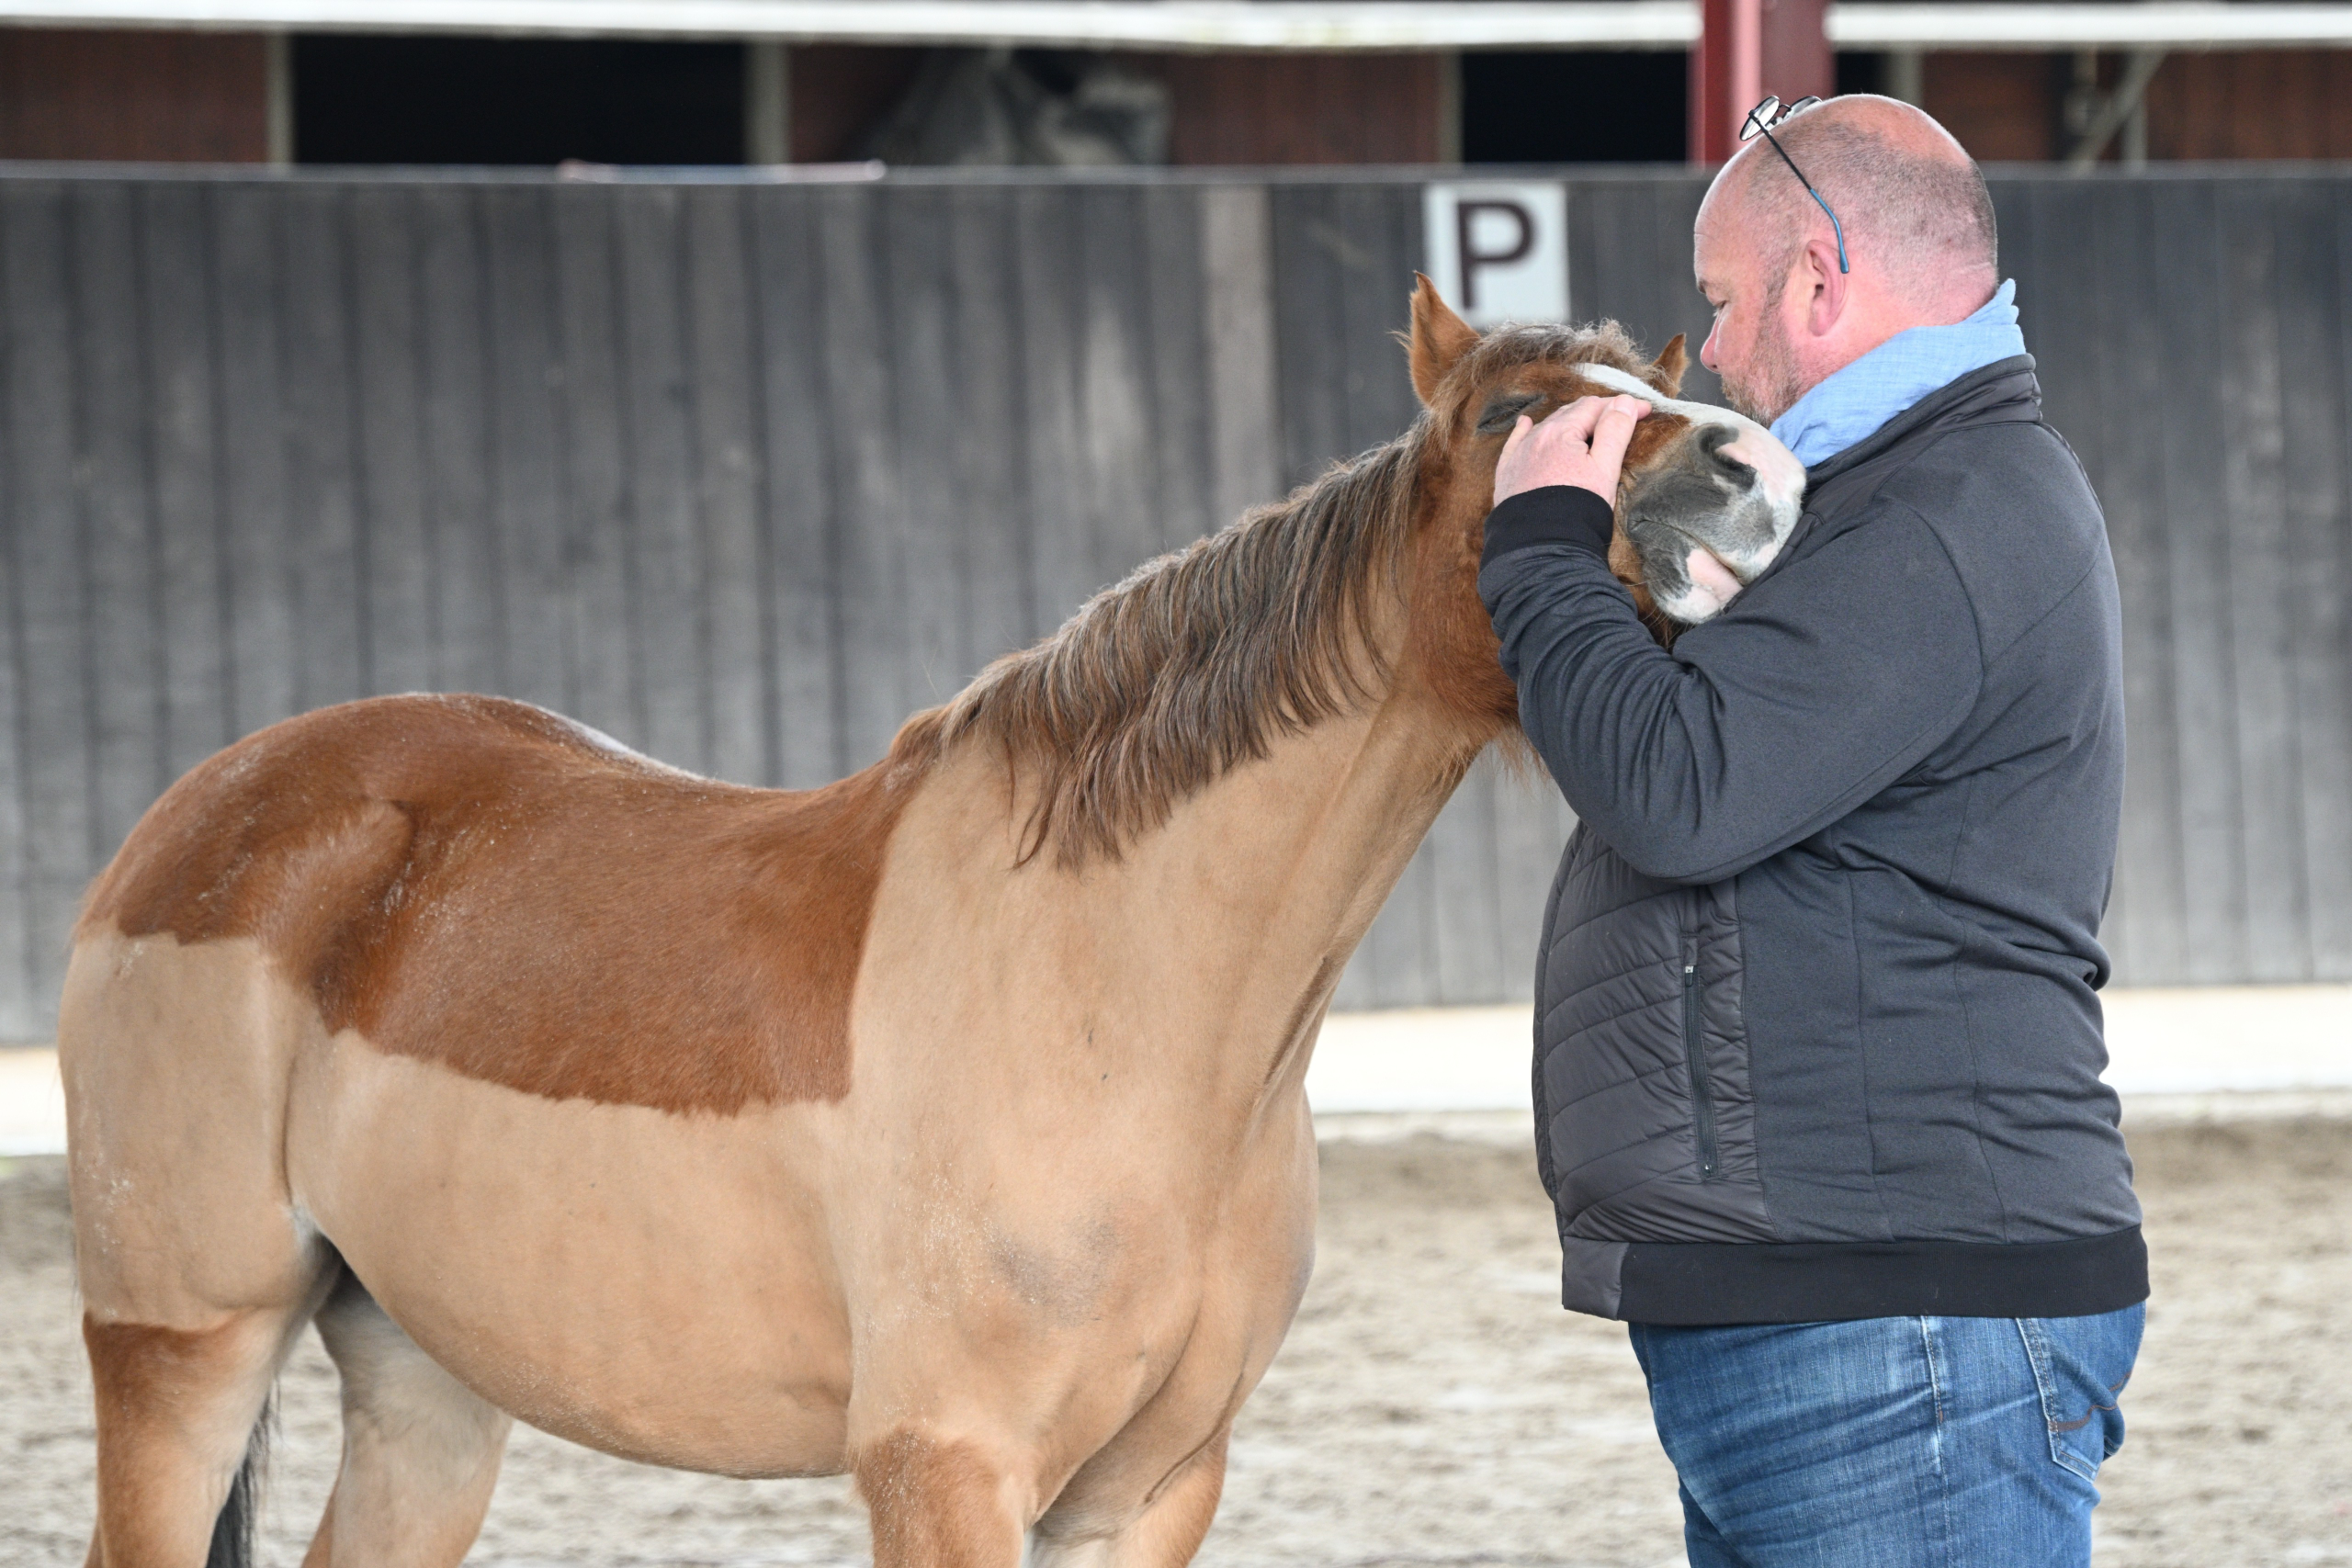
[1720,288,1810,426]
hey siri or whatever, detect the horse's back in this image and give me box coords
[74,692,912,1116]
[82,692,682,963]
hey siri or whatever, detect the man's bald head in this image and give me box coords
[1691,96,2000,423]
[1709,95,1996,314]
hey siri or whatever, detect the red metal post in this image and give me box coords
[1690,0,1832,164]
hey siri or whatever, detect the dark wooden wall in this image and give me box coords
[2142,52,2352,160]
[0,28,270,163]
[0,167,2346,1036]
[788,47,1447,166]
[1919,49,2352,165]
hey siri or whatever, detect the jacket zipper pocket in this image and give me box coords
[1682,955,1721,1179]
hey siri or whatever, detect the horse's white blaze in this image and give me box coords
[1575,362,1808,594]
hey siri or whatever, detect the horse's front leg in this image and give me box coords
[856,1429,1033,1568]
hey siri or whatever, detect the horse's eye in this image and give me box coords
[1476,393,1544,436]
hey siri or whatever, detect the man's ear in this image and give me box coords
[1646,334,1688,398]
[1802,237,1850,336]
[1408,274,1478,406]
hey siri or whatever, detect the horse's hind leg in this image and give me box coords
[67,933,330,1568]
[83,1307,308,1568]
[300,1273,510,1568]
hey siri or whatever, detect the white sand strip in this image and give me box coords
[0,1046,65,1157]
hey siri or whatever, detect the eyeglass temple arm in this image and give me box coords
[1808,189,1849,275]
[1757,128,1851,276]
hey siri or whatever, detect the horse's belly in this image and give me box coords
[287,1032,853,1477]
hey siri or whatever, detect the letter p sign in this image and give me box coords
[1422,182,1568,328]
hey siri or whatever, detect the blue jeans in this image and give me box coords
[1628,1306,2144,1568]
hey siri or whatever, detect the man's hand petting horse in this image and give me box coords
[1492,392,1650,507]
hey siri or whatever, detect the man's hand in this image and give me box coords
[1493,394,1650,508]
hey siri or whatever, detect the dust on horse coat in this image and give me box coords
[61,281,1804,1568]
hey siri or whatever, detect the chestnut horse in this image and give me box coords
[62,280,1803,1568]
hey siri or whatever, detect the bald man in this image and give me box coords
[1476,97,2144,1565]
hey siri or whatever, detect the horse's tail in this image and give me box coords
[205,1393,273,1568]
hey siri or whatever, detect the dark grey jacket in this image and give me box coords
[1477,359,2146,1325]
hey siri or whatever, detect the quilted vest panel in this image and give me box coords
[1533,824,1776,1246]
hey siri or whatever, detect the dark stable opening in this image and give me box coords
[1461,52,1892,165]
[292,35,747,165]
[1836,52,1892,96]
[1461,51,1688,164]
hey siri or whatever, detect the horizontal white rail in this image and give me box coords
[1833,3,2352,51]
[0,1,1701,49]
[7,2,2352,51]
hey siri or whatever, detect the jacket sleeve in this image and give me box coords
[1477,486,1985,885]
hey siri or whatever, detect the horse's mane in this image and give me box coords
[897,318,1654,867]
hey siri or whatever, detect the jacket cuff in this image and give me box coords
[1482,486,1615,572]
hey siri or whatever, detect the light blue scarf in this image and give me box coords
[1769,279,2028,468]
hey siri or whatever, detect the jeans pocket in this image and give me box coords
[2018,1305,2145,1483]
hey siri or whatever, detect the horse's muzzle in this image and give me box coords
[1618,407,1805,625]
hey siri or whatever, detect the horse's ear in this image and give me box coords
[1408,274,1478,406]
[1647,333,1689,398]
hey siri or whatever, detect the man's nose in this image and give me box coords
[1699,321,1722,374]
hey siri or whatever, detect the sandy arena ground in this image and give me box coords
[4,1109,2347,1568]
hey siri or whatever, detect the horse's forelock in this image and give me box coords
[1437,319,1656,423]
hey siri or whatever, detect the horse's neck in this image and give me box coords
[1068,674,1478,1114]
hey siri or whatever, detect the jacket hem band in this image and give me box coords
[1589,1224,2149,1325]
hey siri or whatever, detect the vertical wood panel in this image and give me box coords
[684,187,770,786]
[1137,183,1216,556]
[943,186,1035,677]
[745,187,842,788]
[2,183,93,1026]
[412,186,501,697]
[812,185,903,772]
[346,186,434,703]
[880,187,969,715]
[2292,187,2352,978]
[481,187,571,716]
[2083,178,2188,982]
[2151,183,2251,983]
[2215,184,2312,979]
[1199,184,1281,530]
[549,184,638,749]
[73,182,166,870]
[1015,185,1096,654]
[1269,184,1352,494]
[0,457,25,1033]
[210,183,294,738]
[74,186,160,850]
[276,185,368,713]
[140,184,232,784]
[0,193,34,1032]
[1644,180,1718,399]
[616,186,710,774]
[1075,186,1165,590]
[1490,757,1575,1001]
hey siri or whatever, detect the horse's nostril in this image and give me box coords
[1700,424,1756,485]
